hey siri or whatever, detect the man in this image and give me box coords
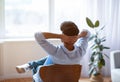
[16,21,90,82]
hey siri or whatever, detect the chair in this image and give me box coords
[39,64,82,82]
[110,50,120,82]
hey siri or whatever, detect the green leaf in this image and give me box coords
[103,47,110,49]
[90,54,95,62]
[86,17,94,28]
[92,45,99,50]
[89,66,95,76]
[101,39,106,42]
[90,44,96,48]
[94,38,101,44]
[88,62,93,66]
[98,53,103,60]
[101,59,105,66]
[95,61,99,67]
[97,25,105,33]
[100,37,106,42]
[104,54,109,59]
[99,45,104,51]
[98,61,103,68]
[94,20,99,27]
[89,35,95,41]
[99,25,105,31]
[97,59,105,67]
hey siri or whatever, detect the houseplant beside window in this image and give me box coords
[86,17,110,82]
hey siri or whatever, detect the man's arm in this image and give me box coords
[76,29,90,56]
[78,30,88,38]
[42,32,62,39]
[42,32,70,43]
[34,32,62,56]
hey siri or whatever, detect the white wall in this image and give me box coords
[0,42,4,79]
[0,39,61,80]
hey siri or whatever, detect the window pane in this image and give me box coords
[5,0,49,38]
[54,0,89,33]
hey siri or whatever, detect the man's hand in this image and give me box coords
[78,30,87,38]
[61,34,78,44]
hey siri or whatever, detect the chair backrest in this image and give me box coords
[40,64,82,82]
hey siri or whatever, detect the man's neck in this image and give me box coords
[64,45,74,51]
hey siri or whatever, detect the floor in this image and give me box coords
[0,78,32,82]
[79,77,111,82]
[0,77,111,82]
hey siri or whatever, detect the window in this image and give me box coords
[4,0,96,38]
[5,0,49,38]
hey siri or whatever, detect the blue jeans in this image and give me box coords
[28,56,53,75]
[29,56,53,82]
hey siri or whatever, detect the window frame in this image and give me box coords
[0,0,55,39]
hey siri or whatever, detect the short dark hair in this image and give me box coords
[60,21,79,36]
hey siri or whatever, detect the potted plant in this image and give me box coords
[86,17,110,82]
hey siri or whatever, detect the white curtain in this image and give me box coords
[80,0,120,77]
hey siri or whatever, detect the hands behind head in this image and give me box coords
[61,30,87,44]
[61,34,78,44]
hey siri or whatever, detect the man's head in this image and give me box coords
[60,21,79,36]
[60,21,79,49]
